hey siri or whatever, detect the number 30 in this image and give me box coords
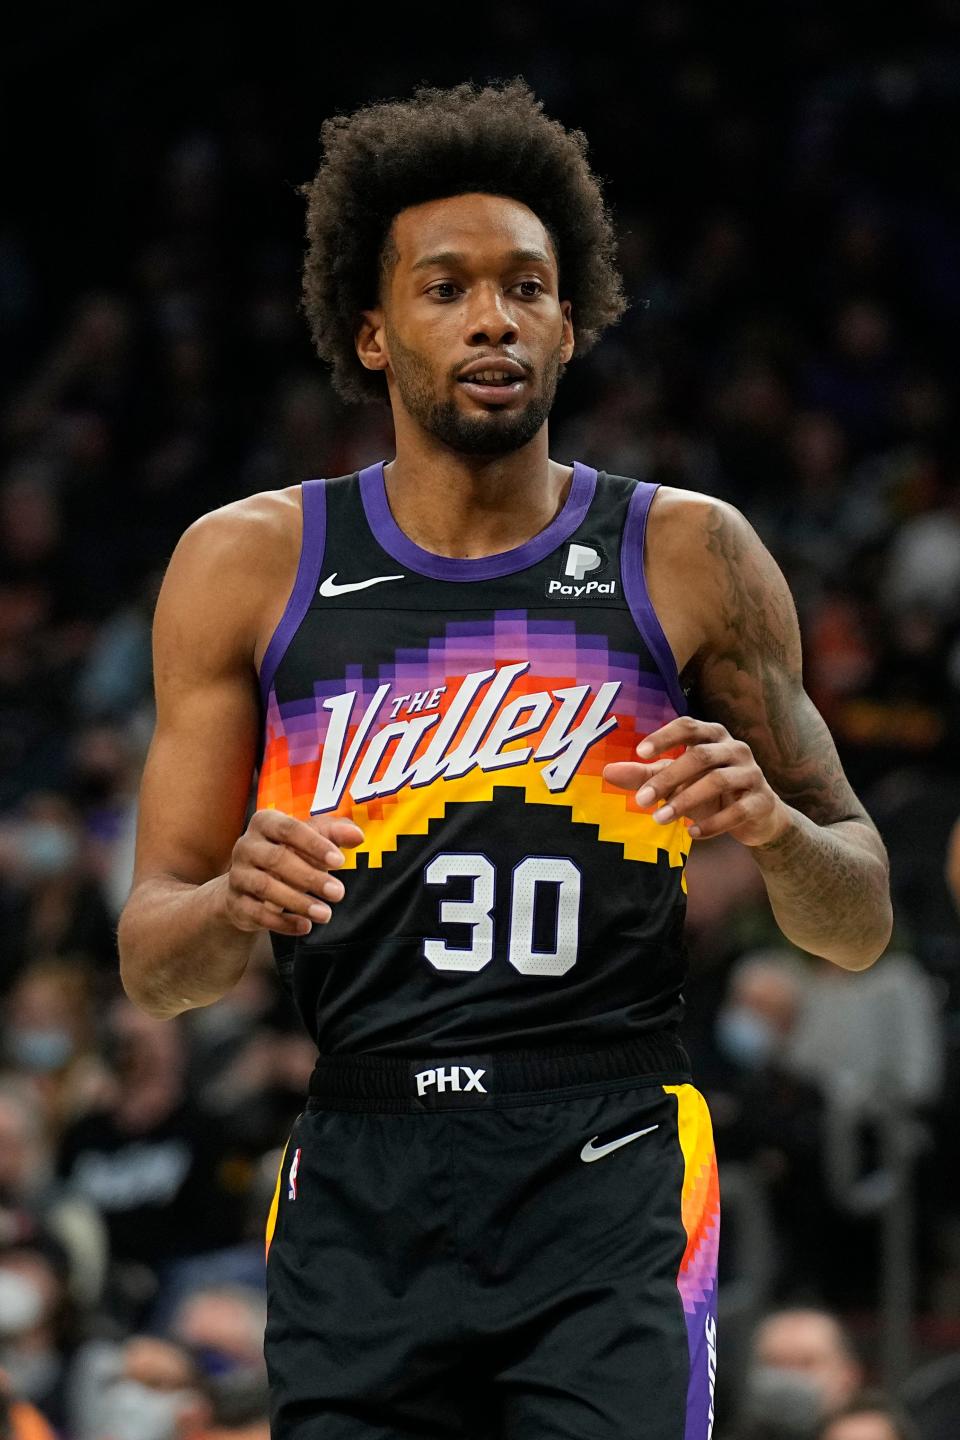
[423,853,582,976]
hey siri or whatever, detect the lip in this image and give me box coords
[456,357,528,406]
[457,378,526,405]
[457,357,528,382]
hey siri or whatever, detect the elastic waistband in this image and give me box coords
[306,1031,691,1113]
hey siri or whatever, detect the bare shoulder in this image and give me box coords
[645,482,719,547]
[175,485,302,569]
[645,484,800,673]
[646,484,766,586]
[154,486,303,673]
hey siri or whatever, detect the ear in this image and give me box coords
[356,308,389,373]
[560,300,575,365]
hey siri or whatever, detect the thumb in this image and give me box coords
[603,761,648,792]
[602,758,671,793]
[307,814,365,847]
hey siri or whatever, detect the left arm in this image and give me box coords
[605,497,892,970]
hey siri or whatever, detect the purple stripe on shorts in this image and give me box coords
[684,1282,719,1440]
[621,480,689,716]
[258,477,327,709]
[359,459,597,581]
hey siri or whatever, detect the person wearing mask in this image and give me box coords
[86,1335,211,1440]
[0,1236,73,1432]
[737,1308,864,1437]
[704,951,827,1295]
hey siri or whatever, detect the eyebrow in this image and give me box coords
[410,247,553,272]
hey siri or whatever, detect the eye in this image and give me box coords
[427,282,460,300]
[514,279,545,297]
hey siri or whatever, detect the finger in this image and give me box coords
[602,759,672,793]
[231,895,315,936]
[633,743,737,808]
[246,838,345,900]
[233,866,333,922]
[635,717,727,760]
[651,765,757,825]
[254,810,348,869]
[310,815,366,854]
[688,792,766,839]
[605,744,732,808]
[322,817,368,846]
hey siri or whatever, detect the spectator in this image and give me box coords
[169,1285,269,1429]
[814,1390,918,1440]
[0,1231,74,1431]
[80,1335,211,1440]
[0,1078,108,1313]
[0,795,117,989]
[736,1309,864,1437]
[0,959,113,1136]
[700,950,827,1296]
[55,999,245,1314]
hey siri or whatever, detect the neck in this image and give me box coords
[383,420,572,559]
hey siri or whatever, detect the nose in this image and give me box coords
[464,284,518,347]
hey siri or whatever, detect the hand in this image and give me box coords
[221,809,364,937]
[602,716,792,847]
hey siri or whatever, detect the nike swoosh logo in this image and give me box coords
[580,1124,659,1162]
[318,572,405,597]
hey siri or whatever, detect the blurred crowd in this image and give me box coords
[2,4,960,1437]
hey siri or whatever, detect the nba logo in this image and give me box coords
[287,1147,301,1200]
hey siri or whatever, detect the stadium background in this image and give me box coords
[1,3,959,1436]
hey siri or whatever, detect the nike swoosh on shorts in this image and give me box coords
[580,1124,659,1162]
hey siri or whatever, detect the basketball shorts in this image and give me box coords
[264,1037,719,1439]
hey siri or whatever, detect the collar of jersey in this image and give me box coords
[358,459,598,583]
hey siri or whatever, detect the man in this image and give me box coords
[815,1391,918,1440]
[741,1309,865,1434]
[118,80,892,1440]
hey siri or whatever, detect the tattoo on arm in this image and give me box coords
[692,502,869,830]
[687,501,891,965]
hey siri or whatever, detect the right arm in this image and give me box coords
[117,496,361,1020]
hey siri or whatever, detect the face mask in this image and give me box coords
[715,1006,777,1070]
[0,1269,45,1336]
[97,1379,196,1440]
[5,1026,75,1072]
[742,1363,825,1433]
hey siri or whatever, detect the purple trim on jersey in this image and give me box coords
[359,459,597,581]
[258,478,327,708]
[621,481,689,716]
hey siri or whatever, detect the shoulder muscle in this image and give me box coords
[654,490,867,828]
[152,488,301,696]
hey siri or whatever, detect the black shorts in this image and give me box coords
[264,1038,719,1439]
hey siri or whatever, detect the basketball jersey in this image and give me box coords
[254,460,692,1057]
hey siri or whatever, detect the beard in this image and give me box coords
[386,326,564,456]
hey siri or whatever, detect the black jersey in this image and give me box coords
[255,460,692,1056]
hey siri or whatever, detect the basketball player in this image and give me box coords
[117,80,893,1440]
